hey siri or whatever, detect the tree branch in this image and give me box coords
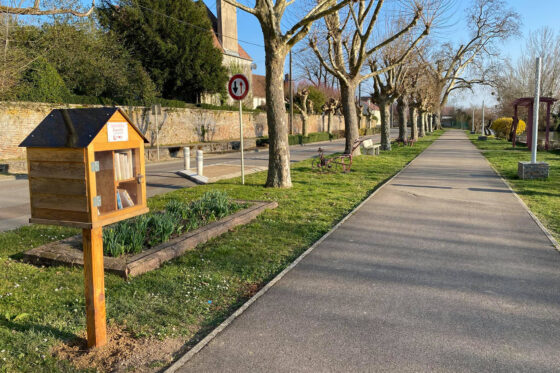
[223,0,257,15]
[0,0,95,16]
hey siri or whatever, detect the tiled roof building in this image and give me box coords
[202,1,254,106]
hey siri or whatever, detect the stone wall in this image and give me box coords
[0,101,335,161]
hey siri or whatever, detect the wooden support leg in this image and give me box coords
[82,227,107,348]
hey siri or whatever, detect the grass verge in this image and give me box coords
[467,132,560,241]
[0,131,442,372]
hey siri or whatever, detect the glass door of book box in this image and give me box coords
[94,149,142,215]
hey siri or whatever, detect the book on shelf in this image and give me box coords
[126,149,133,179]
[116,190,123,209]
[114,150,134,181]
[117,189,135,208]
[120,153,127,179]
[114,152,122,181]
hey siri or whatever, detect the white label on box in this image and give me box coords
[107,122,129,142]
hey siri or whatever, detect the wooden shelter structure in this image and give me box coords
[511,97,557,150]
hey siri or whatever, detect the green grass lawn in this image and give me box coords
[0,131,442,372]
[468,133,560,241]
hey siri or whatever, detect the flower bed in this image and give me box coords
[23,193,277,279]
[102,191,245,257]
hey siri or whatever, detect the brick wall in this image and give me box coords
[0,101,332,161]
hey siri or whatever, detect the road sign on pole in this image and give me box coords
[228,74,249,101]
[228,74,250,184]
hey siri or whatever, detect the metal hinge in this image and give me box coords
[93,196,102,207]
[90,161,100,172]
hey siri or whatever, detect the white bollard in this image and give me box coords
[197,150,203,176]
[183,147,190,170]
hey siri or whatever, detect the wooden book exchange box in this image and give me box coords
[20,107,149,228]
[20,107,150,348]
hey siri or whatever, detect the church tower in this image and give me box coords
[217,0,238,54]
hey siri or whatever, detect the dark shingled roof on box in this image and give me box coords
[19,107,148,148]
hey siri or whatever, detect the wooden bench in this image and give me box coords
[361,139,381,155]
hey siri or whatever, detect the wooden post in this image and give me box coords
[528,103,533,151]
[512,105,518,149]
[82,227,107,348]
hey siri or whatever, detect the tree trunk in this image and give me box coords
[397,97,408,141]
[429,114,434,132]
[409,106,418,140]
[434,107,442,130]
[327,111,333,134]
[264,42,291,188]
[301,112,308,137]
[340,81,360,155]
[379,100,392,150]
[366,115,371,130]
[419,111,426,137]
[357,110,362,129]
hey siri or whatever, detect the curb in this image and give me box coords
[176,170,209,184]
[164,133,439,373]
[478,150,560,253]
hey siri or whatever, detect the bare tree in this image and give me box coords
[370,58,409,150]
[294,45,336,88]
[293,88,310,136]
[321,97,340,134]
[493,27,560,118]
[424,0,520,129]
[0,0,95,16]
[310,0,430,154]
[369,28,425,149]
[224,0,350,188]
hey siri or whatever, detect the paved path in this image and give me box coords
[0,130,396,232]
[177,130,560,372]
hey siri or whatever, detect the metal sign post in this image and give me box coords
[228,74,250,185]
[481,100,485,135]
[532,57,542,164]
[239,101,245,184]
[151,104,162,160]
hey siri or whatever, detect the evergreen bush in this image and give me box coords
[17,57,70,103]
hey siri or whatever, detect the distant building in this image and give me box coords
[252,74,294,110]
[252,74,266,109]
[202,1,253,106]
[441,106,455,127]
[359,97,381,121]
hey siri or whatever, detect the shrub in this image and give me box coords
[491,117,526,138]
[286,131,345,146]
[359,127,379,136]
[17,57,70,103]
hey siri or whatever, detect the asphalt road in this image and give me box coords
[177,130,560,372]
[0,130,395,232]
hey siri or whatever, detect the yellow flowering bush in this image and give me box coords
[491,117,526,138]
